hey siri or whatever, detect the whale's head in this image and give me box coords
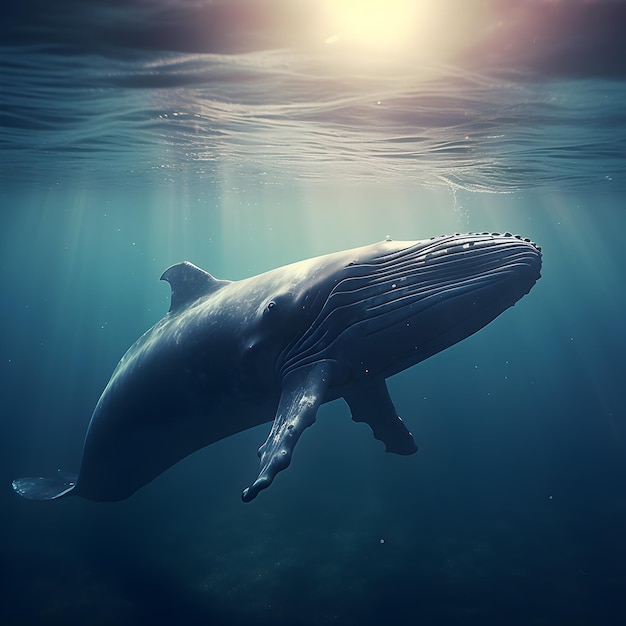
[277,232,542,386]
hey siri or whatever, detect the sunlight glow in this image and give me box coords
[317,0,487,70]
[323,0,421,52]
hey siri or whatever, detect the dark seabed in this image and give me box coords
[1,1,626,625]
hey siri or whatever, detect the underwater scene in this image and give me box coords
[1,1,625,624]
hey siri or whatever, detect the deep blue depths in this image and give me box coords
[1,2,626,625]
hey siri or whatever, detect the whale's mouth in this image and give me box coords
[278,233,541,380]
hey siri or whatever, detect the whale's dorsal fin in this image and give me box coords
[160,261,230,313]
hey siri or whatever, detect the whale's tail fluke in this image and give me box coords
[12,471,77,500]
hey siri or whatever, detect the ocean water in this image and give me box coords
[1,2,626,625]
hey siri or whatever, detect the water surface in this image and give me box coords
[1,2,625,625]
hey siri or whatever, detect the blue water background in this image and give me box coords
[2,2,626,624]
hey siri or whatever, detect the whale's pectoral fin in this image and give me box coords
[344,379,417,456]
[12,471,77,500]
[242,360,335,502]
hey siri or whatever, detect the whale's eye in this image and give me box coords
[263,293,293,319]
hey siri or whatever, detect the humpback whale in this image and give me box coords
[12,233,541,503]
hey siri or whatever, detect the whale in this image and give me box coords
[12,232,541,503]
